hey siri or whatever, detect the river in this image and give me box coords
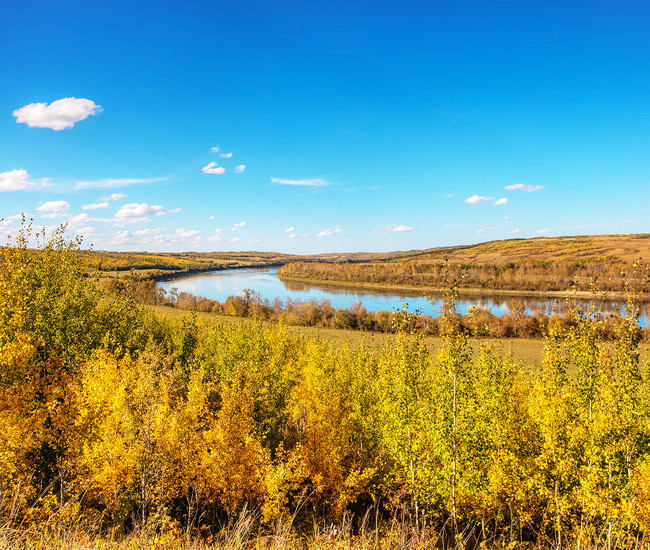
[156,267,649,324]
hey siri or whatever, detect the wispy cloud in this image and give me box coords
[476,226,498,235]
[506,228,520,234]
[374,224,415,233]
[114,202,181,224]
[233,164,246,174]
[202,162,225,175]
[317,226,343,237]
[465,195,493,205]
[231,221,246,231]
[211,146,220,153]
[271,177,329,187]
[220,152,233,158]
[0,169,50,192]
[505,183,545,192]
[100,192,128,201]
[82,202,109,210]
[208,228,228,242]
[77,177,168,189]
[285,226,295,233]
[13,97,103,130]
[536,228,550,234]
[494,198,508,205]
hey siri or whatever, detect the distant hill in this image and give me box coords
[313,234,650,265]
[283,234,650,297]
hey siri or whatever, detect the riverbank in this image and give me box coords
[152,262,287,282]
[277,273,650,303]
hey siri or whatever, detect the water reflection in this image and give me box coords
[157,267,648,326]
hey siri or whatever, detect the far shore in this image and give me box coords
[276,274,650,303]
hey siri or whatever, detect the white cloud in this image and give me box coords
[505,183,545,192]
[110,231,131,245]
[233,164,246,174]
[173,229,201,240]
[115,203,180,221]
[211,146,220,153]
[446,194,452,198]
[288,233,297,239]
[13,97,103,130]
[494,198,508,205]
[82,202,109,210]
[231,221,246,231]
[76,225,96,235]
[504,216,510,220]
[0,169,50,192]
[68,213,92,225]
[465,195,493,205]
[0,219,15,232]
[285,226,295,233]
[110,227,202,247]
[334,226,344,233]
[220,152,233,158]
[208,215,216,220]
[134,228,165,237]
[271,177,329,187]
[477,226,498,235]
[318,228,334,237]
[37,201,70,215]
[506,228,520,234]
[229,237,240,243]
[537,228,550,234]
[77,177,167,189]
[108,193,127,201]
[374,224,415,233]
[202,162,226,175]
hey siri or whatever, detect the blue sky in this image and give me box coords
[1,0,648,253]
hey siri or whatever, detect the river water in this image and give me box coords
[157,267,649,324]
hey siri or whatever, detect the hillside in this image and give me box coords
[282,234,650,296]
[314,234,650,265]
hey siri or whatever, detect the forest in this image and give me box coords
[2,226,650,549]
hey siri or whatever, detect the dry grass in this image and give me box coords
[3,512,648,550]
[319,234,650,266]
[147,304,650,366]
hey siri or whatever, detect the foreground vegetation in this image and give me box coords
[3,226,650,548]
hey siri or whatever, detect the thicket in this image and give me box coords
[4,225,650,548]
[279,259,650,294]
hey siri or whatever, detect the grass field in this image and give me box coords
[147,304,650,366]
